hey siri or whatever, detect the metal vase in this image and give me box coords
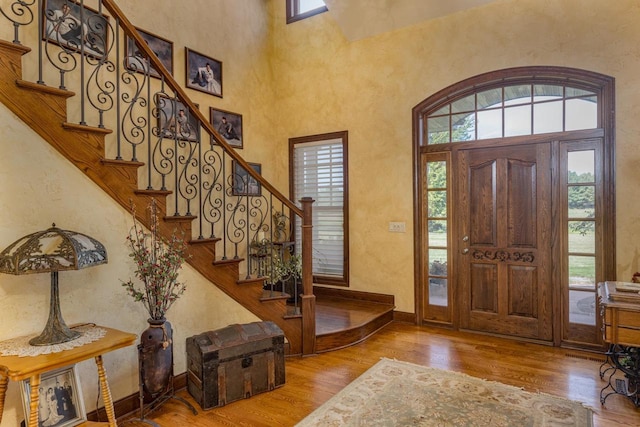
[139,318,173,402]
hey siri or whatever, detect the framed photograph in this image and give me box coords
[210,108,243,149]
[125,28,173,78]
[185,48,222,98]
[156,95,199,142]
[232,161,261,197]
[42,0,109,59]
[21,365,87,427]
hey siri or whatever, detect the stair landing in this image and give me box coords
[314,290,395,353]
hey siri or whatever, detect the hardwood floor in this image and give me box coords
[119,322,640,426]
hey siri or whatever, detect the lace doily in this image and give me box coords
[0,324,107,357]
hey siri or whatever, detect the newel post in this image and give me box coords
[300,196,316,355]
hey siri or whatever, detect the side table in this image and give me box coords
[0,325,136,427]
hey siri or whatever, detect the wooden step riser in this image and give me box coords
[0,40,30,79]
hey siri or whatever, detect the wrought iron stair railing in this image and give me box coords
[0,0,316,355]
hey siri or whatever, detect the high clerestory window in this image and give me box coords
[286,0,327,24]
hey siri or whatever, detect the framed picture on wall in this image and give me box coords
[42,0,109,59]
[186,48,223,98]
[156,95,199,142]
[210,108,242,149]
[125,28,173,78]
[232,160,261,197]
[21,365,87,427]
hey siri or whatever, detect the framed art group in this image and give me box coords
[40,3,247,148]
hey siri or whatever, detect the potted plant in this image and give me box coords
[272,252,302,304]
[121,198,188,401]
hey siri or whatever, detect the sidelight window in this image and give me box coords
[563,145,602,340]
[423,153,451,322]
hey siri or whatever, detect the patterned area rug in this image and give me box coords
[296,358,593,426]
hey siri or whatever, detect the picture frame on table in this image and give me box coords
[42,0,109,59]
[156,95,200,142]
[210,107,242,149]
[232,161,262,197]
[20,365,86,427]
[186,47,223,98]
[125,28,173,78]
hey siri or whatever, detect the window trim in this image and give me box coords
[286,0,328,24]
[289,130,349,286]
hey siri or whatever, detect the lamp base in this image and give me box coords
[29,271,81,346]
[29,326,81,346]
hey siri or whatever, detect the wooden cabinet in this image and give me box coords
[598,282,640,407]
[598,281,640,346]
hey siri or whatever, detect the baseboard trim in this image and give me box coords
[393,311,416,324]
[87,372,188,422]
[313,285,394,305]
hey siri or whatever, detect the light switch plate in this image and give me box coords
[389,222,406,233]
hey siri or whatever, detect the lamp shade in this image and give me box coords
[0,224,107,345]
[0,224,107,274]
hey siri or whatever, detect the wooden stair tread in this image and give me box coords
[63,122,113,134]
[189,237,221,245]
[134,188,172,196]
[16,79,74,98]
[0,39,31,55]
[261,289,289,301]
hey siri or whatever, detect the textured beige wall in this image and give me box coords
[269,0,640,312]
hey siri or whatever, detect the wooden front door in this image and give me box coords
[457,143,553,341]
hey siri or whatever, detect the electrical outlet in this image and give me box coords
[388,222,406,233]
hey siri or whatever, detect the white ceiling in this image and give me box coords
[323,0,501,41]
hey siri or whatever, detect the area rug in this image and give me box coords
[296,358,593,426]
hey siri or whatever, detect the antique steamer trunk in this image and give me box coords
[186,321,285,410]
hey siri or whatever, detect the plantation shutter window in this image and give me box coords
[290,131,349,286]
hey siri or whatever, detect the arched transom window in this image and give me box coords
[425,84,598,144]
